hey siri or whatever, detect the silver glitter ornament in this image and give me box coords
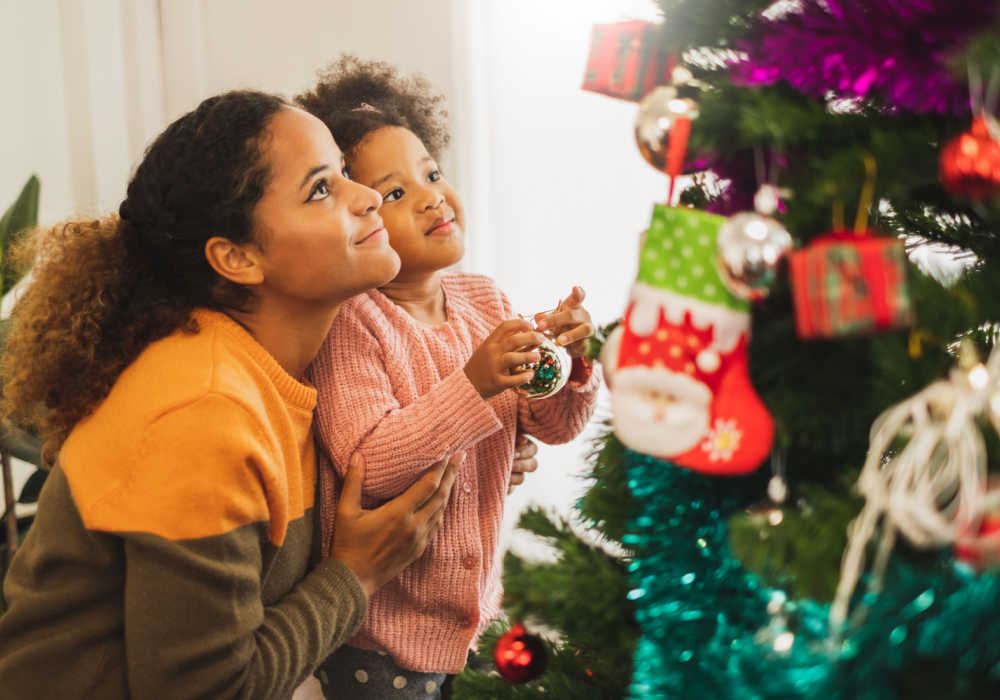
[515,335,571,400]
[716,212,793,301]
[634,85,699,172]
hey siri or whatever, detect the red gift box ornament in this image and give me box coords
[789,230,913,339]
[582,21,673,102]
[790,154,912,340]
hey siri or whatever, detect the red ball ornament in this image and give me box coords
[939,115,1000,199]
[493,623,548,684]
[955,497,1000,572]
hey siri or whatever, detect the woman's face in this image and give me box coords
[348,126,465,280]
[250,107,400,306]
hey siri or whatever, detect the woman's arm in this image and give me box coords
[115,395,458,699]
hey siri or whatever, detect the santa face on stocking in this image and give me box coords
[602,205,773,475]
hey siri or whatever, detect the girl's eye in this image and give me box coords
[307,180,330,202]
[383,187,404,203]
[428,170,441,183]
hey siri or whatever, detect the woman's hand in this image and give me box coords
[508,432,538,494]
[330,452,462,597]
[535,286,594,358]
[464,318,545,399]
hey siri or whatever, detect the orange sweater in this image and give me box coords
[0,310,366,700]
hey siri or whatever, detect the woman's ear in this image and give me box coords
[204,237,264,286]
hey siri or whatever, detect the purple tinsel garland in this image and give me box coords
[732,0,998,115]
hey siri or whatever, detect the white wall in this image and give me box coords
[1,0,77,224]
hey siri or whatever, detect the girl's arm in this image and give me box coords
[310,311,502,501]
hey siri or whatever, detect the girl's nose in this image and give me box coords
[420,189,445,211]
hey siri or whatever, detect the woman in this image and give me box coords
[0,90,458,700]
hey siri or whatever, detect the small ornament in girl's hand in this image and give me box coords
[493,624,548,684]
[516,335,571,400]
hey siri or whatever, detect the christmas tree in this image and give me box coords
[454,2,1000,699]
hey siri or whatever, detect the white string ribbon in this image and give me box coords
[829,344,1000,643]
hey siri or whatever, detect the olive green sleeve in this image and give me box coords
[123,527,366,700]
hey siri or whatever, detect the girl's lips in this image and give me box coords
[427,220,456,236]
[357,227,388,245]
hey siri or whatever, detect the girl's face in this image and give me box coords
[251,107,401,306]
[348,127,465,279]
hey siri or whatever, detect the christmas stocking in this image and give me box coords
[602,205,773,475]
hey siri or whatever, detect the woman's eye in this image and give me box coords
[383,187,404,203]
[307,180,330,202]
[428,170,441,183]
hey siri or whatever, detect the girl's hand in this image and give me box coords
[464,318,545,399]
[508,432,538,494]
[535,286,595,358]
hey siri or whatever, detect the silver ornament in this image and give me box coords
[634,85,699,172]
[716,213,793,301]
[515,335,571,400]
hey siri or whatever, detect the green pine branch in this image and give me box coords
[503,509,637,672]
[577,430,637,545]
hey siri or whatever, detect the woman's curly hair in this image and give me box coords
[295,55,450,162]
[2,90,286,464]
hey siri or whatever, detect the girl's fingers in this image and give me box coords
[538,309,587,332]
[555,322,595,347]
[560,286,585,309]
[490,318,533,341]
[501,350,541,369]
[499,369,535,387]
[502,330,546,352]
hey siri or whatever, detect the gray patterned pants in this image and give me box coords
[315,645,461,699]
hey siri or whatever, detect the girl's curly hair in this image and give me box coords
[2,90,286,464]
[295,55,450,162]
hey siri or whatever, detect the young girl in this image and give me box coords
[0,90,461,700]
[296,57,601,697]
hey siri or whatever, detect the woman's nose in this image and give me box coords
[352,181,382,214]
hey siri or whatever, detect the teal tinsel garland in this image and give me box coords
[624,449,1000,699]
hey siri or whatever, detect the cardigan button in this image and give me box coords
[462,481,472,494]
[462,555,477,569]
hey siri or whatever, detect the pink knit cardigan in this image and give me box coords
[309,272,600,673]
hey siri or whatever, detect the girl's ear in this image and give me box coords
[204,237,265,286]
